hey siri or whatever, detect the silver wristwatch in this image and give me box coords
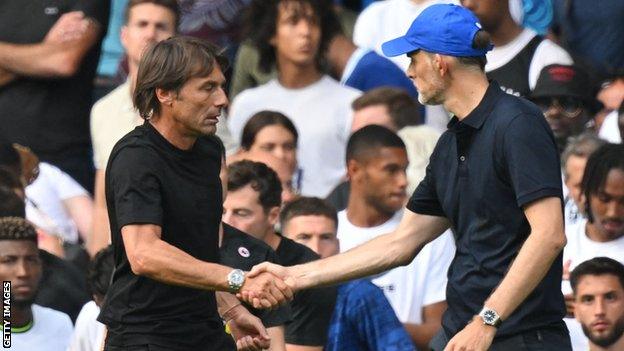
[478,307,502,328]
[227,269,245,293]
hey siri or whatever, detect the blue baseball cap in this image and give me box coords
[382,4,493,58]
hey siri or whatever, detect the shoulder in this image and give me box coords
[321,76,361,98]
[232,81,277,105]
[355,0,387,25]
[107,127,160,171]
[533,39,573,65]
[277,237,319,265]
[32,304,73,329]
[223,224,274,256]
[91,81,131,117]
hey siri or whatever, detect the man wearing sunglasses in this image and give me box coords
[530,64,603,152]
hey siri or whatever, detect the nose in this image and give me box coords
[309,237,321,256]
[297,19,312,36]
[222,211,233,226]
[397,171,408,190]
[606,200,624,219]
[15,260,29,278]
[145,25,158,41]
[594,297,607,316]
[461,0,475,10]
[215,87,229,109]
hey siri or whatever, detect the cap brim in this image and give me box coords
[381,36,419,57]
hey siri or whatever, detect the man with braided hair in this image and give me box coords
[0,217,73,350]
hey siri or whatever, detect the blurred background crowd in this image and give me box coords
[0,0,623,350]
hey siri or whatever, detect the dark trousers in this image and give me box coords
[429,323,572,351]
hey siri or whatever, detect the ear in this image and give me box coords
[346,159,361,180]
[155,87,175,107]
[267,206,280,226]
[433,54,448,76]
[120,26,129,50]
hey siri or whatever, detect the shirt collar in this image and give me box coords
[447,81,503,131]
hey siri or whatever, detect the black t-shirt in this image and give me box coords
[275,237,337,346]
[0,0,109,160]
[220,223,292,328]
[99,122,233,350]
[407,82,566,338]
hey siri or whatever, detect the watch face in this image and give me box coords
[484,310,496,323]
[231,271,244,285]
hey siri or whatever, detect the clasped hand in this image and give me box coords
[237,263,296,309]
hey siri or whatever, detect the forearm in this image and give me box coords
[65,196,94,243]
[485,229,565,320]
[134,239,233,291]
[0,41,72,77]
[293,213,449,289]
[267,326,286,351]
[217,291,243,317]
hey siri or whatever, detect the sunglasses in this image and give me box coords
[534,97,584,119]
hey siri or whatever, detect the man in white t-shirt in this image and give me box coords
[461,0,573,97]
[562,143,624,351]
[336,125,454,350]
[69,246,114,351]
[561,134,606,228]
[88,0,178,256]
[228,0,361,197]
[0,217,73,351]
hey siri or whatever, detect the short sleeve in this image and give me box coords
[108,147,163,227]
[349,282,416,351]
[406,157,445,217]
[73,0,110,28]
[285,286,337,346]
[502,113,562,208]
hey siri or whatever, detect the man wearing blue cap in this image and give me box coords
[240,4,571,350]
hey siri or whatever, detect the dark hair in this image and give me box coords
[346,125,406,163]
[0,217,37,242]
[570,257,624,295]
[241,111,299,150]
[581,143,624,222]
[227,160,282,211]
[0,186,25,218]
[352,87,422,129]
[456,30,490,71]
[280,196,337,230]
[244,0,341,73]
[125,0,180,28]
[133,36,228,119]
[0,143,21,177]
[87,245,114,298]
[0,167,22,191]
[561,132,606,175]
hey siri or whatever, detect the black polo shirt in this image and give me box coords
[407,82,566,338]
[220,223,292,328]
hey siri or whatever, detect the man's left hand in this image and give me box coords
[444,318,496,351]
[225,305,271,351]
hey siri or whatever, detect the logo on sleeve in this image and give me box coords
[44,7,59,15]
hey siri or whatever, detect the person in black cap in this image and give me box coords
[240,3,571,351]
[530,64,602,152]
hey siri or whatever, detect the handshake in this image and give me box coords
[235,262,299,309]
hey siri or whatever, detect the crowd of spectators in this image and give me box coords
[0,0,622,350]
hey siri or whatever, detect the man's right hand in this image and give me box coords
[240,270,294,309]
[44,11,91,43]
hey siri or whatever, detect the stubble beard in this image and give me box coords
[583,314,624,348]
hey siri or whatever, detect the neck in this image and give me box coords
[489,17,523,47]
[590,336,624,351]
[327,35,357,78]
[585,221,616,243]
[443,71,490,119]
[277,58,322,89]
[346,191,394,227]
[149,115,197,150]
[263,231,282,251]
[411,0,429,4]
[10,305,33,328]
